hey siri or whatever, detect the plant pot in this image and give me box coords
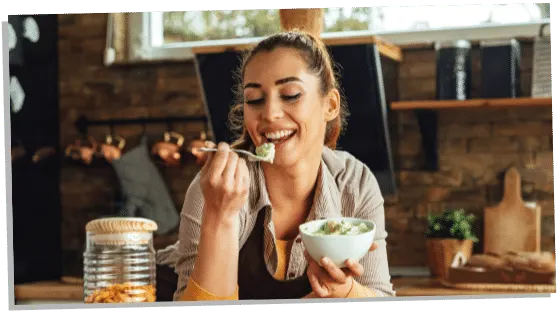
[426,238,474,278]
[279,9,324,37]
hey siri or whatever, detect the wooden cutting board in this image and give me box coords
[484,167,541,255]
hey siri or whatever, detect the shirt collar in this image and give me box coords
[248,146,344,221]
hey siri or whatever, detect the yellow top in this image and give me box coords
[179,239,376,300]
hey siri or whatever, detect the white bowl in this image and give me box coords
[299,217,376,268]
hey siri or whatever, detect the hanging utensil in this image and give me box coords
[32,146,56,164]
[99,133,126,163]
[151,131,184,168]
[65,136,98,165]
[11,141,26,162]
[187,130,207,166]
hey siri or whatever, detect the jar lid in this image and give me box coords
[86,217,158,234]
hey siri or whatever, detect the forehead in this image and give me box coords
[243,47,311,83]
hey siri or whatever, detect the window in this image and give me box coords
[127,4,550,62]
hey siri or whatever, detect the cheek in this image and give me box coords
[244,108,260,131]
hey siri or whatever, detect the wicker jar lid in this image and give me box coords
[86,217,158,234]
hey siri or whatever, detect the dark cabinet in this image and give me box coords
[9,14,62,284]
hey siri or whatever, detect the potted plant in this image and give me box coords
[425,208,479,278]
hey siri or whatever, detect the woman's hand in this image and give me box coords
[199,141,250,225]
[304,242,378,298]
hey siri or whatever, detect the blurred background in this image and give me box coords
[7,3,553,302]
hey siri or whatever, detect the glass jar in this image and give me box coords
[83,217,158,303]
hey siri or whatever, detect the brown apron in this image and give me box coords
[237,209,312,300]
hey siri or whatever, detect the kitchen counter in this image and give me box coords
[14,276,545,304]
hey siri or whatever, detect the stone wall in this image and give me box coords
[58,13,553,275]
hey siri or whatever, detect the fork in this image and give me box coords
[196,147,273,163]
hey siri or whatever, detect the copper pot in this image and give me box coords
[151,131,184,167]
[65,136,98,165]
[187,131,208,166]
[99,134,126,163]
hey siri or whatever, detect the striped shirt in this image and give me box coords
[156,146,396,300]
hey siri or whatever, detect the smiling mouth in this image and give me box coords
[262,129,297,145]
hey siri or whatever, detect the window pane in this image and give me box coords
[163,10,281,43]
[161,4,548,44]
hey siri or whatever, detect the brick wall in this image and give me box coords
[58,14,207,276]
[387,44,554,266]
[58,13,553,275]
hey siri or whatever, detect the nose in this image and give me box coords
[260,97,284,122]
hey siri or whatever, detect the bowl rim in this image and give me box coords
[298,217,376,238]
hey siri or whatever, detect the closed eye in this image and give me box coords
[282,93,301,101]
[246,98,265,105]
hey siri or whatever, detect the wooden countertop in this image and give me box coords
[391,277,548,296]
[14,276,545,303]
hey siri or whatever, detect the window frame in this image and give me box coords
[126,11,550,63]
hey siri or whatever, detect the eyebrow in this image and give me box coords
[244,76,303,89]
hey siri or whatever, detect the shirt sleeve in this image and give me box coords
[351,163,396,297]
[345,279,377,298]
[170,172,205,301]
[178,277,239,301]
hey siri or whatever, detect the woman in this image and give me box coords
[156,30,395,300]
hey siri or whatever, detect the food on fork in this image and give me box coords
[255,142,275,163]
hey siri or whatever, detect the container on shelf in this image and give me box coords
[83,217,158,303]
[480,39,521,98]
[435,40,472,100]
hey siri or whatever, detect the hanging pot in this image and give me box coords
[100,134,126,163]
[65,136,98,165]
[151,131,184,167]
[187,131,208,166]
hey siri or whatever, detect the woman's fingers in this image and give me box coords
[207,142,231,181]
[344,259,364,277]
[307,269,329,298]
[234,158,249,196]
[222,150,239,186]
[320,257,348,284]
[369,242,379,252]
[199,141,217,173]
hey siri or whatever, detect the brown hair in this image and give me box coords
[228,30,349,150]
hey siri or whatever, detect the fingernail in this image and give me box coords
[347,259,356,266]
[321,257,329,265]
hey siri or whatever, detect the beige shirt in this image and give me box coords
[156,146,396,300]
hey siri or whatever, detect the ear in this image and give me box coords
[323,89,340,122]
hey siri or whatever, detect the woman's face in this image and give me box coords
[242,47,340,167]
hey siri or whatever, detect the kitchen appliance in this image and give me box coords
[480,39,521,98]
[435,40,472,100]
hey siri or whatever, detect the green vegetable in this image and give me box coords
[255,143,275,163]
[312,220,372,236]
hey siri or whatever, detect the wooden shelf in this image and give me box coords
[391,97,552,110]
[191,34,402,62]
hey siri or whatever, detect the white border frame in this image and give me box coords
[127,12,550,63]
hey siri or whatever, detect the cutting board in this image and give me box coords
[484,167,541,255]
